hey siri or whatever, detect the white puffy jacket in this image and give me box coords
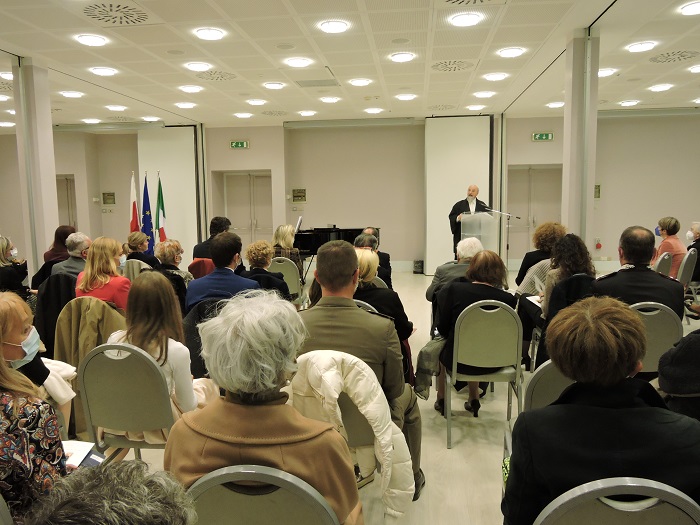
[292,350,414,521]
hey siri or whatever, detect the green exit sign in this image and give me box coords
[230,141,249,149]
[532,132,554,142]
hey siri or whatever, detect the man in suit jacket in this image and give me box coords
[363,226,391,276]
[448,184,489,254]
[51,232,91,279]
[299,240,425,501]
[592,226,684,319]
[185,232,259,312]
[425,237,483,302]
[354,232,392,289]
[192,216,231,259]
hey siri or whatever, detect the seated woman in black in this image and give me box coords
[126,231,160,268]
[241,240,291,301]
[514,222,566,286]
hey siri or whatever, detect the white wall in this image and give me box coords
[506,117,564,167]
[0,134,26,256]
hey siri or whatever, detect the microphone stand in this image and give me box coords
[484,207,521,263]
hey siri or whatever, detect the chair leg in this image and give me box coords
[506,382,513,421]
[446,371,452,449]
[490,382,494,393]
[134,448,142,460]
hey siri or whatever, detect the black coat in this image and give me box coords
[127,251,160,268]
[241,268,291,301]
[192,236,215,259]
[35,273,77,359]
[354,285,413,341]
[515,250,550,286]
[448,198,489,253]
[689,239,700,282]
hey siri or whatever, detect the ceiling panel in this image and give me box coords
[141,1,225,23]
[235,18,307,39]
[367,11,430,33]
[212,0,292,19]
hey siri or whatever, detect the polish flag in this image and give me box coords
[129,173,140,233]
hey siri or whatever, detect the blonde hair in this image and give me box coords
[78,237,121,293]
[246,240,273,269]
[127,231,148,252]
[272,225,295,249]
[356,248,379,283]
[155,239,183,266]
[0,292,39,400]
[0,236,13,267]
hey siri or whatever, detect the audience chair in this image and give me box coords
[337,392,375,448]
[373,277,388,289]
[35,272,76,359]
[533,477,700,525]
[630,302,684,375]
[678,249,697,289]
[30,260,59,290]
[523,360,574,412]
[0,494,12,525]
[270,256,304,307]
[187,465,340,525]
[445,300,523,449]
[188,258,215,279]
[78,343,175,463]
[122,259,152,281]
[653,252,673,276]
[353,299,378,313]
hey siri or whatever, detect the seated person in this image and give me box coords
[502,296,700,525]
[241,240,291,300]
[155,239,194,286]
[272,224,305,284]
[514,222,566,286]
[76,237,131,311]
[43,225,75,263]
[165,290,363,525]
[651,216,686,279]
[688,221,700,282]
[0,236,35,301]
[363,227,391,282]
[50,232,91,279]
[125,232,160,268]
[657,328,700,422]
[426,237,483,302]
[193,216,231,259]
[25,460,195,525]
[353,233,392,289]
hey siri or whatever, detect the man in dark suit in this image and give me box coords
[185,232,259,312]
[354,232,392,289]
[299,240,425,500]
[592,226,684,319]
[192,216,231,259]
[363,226,391,276]
[448,184,489,254]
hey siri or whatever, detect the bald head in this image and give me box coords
[619,226,655,265]
[467,185,479,199]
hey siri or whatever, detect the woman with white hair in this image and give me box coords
[164,290,363,525]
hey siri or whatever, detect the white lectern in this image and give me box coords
[460,212,498,253]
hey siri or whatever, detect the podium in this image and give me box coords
[460,212,498,252]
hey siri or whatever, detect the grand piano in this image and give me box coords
[294,227,371,256]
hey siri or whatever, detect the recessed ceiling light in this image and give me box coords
[349,78,372,87]
[546,101,565,108]
[184,62,213,72]
[390,52,416,63]
[105,105,127,111]
[81,119,100,124]
[680,1,700,15]
[648,83,673,92]
[0,122,15,127]
[626,41,657,53]
[263,82,285,90]
[466,105,486,111]
[483,72,508,81]
[0,95,9,102]
[619,100,639,106]
[75,34,107,47]
[395,94,417,101]
[474,91,496,98]
[246,99,266,106]
[0,72,13,81]
[89,67,117,76]
[689,65,700,73]
[497,47,525,58]
[142,116,160,122]
[6,110,15,115]
[298,110,317,116]
[179,85,203,93]
[364,108,383,114]
[694,98,700,104]
[318,20,350,34]
[320,97,340,103]
[448,13,484,27]
[175,102,196,108]
[234,113,253,118]
[194,27,226,41]
[284,57,313,68]
[59,91,84,98]
[598,68,617,77]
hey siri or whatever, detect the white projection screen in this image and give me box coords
[424,116,493,275]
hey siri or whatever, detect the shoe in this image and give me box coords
[685,302,700,320]
[479,381,489,398]
[464,399,481,417]
[434,398,445,416]
[413,469,426,501]
[356,470,375,489]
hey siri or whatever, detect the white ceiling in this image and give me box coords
[0,0,698,128]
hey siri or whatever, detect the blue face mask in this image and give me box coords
[654,226,661,236]
[5,326,41,369]
[119,254,127,266]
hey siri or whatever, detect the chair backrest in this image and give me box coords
[122,259,151,281]
[0,494,12,525]
[353,299,378,313]
[453,300,523,370]
[630,302,684,373]
[524,360,574,411]
[534,477,700,525]
[188,258,216,279]
[337,392,375,448]
[372,277,388,289]
[677,248,698,287]
[188,465,340,525]
[654,252,673,276]
[269,257,302,296]
[78,343,175,446]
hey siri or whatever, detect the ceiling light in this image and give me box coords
[184,62,213,72]
[395,94,417,101]
[59,91,84,98]
[483,72,508,81]
[263,82,285,90]
[497,47,525,58]
[284,57,313,68]
[234,113,253,118]
[175,102,196,108]
[89,67,117,76]
[320,97,340,103]
[0,122,15,127]
[75,34,107,47]
[364,108,383,114]
[298,110,317,116]
[390,52,416,63]
[0,95,9,102]
[318,20,350,34]
[448,13,484,27]
[194,27,226,41]
[546,101,565,108]
[349,78,372,87]
[680,2,700,15]
[6,110,15,115]
[619,100,639,107]
[246,99,266,106]
[466,105,486,111]
[694,98,700,104]
[142,116,160,121]
[598,68,617,77]
[0,72,13,81]
[626,41,656,53]
[105,105,127,111]
[689,65,700,73]
[648,83,673,92]
[474,91,496,98]
[81,119,100,124]
[179,85,203,93]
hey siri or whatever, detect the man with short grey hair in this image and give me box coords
[426,237,483,302]
[51,232,91,278]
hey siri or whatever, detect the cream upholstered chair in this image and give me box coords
[677,248,697,289]
[0,495,12,525]
[653,252,673,276]
[372,276,388,289]
[353,299,378,313]
[270,256,304,307]
[523,360,574,412]
[630,302,684,374]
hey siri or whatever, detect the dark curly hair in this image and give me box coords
[532,222,566,254]
[550,234,595,278]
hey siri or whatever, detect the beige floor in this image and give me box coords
[132,270,700,525]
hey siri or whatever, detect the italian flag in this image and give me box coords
[129,173,140,233]
[155,176,167,242]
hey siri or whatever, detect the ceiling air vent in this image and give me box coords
[195,71,237,81]
[106,116,132,122]
[649,50,700,63]
[262,110,288,117]
[428,104,457,111]
[431,60,474,72]
[0,82,12,92]
[295,79,340,88]
[444,0,506,5]
[83,3,149,25]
